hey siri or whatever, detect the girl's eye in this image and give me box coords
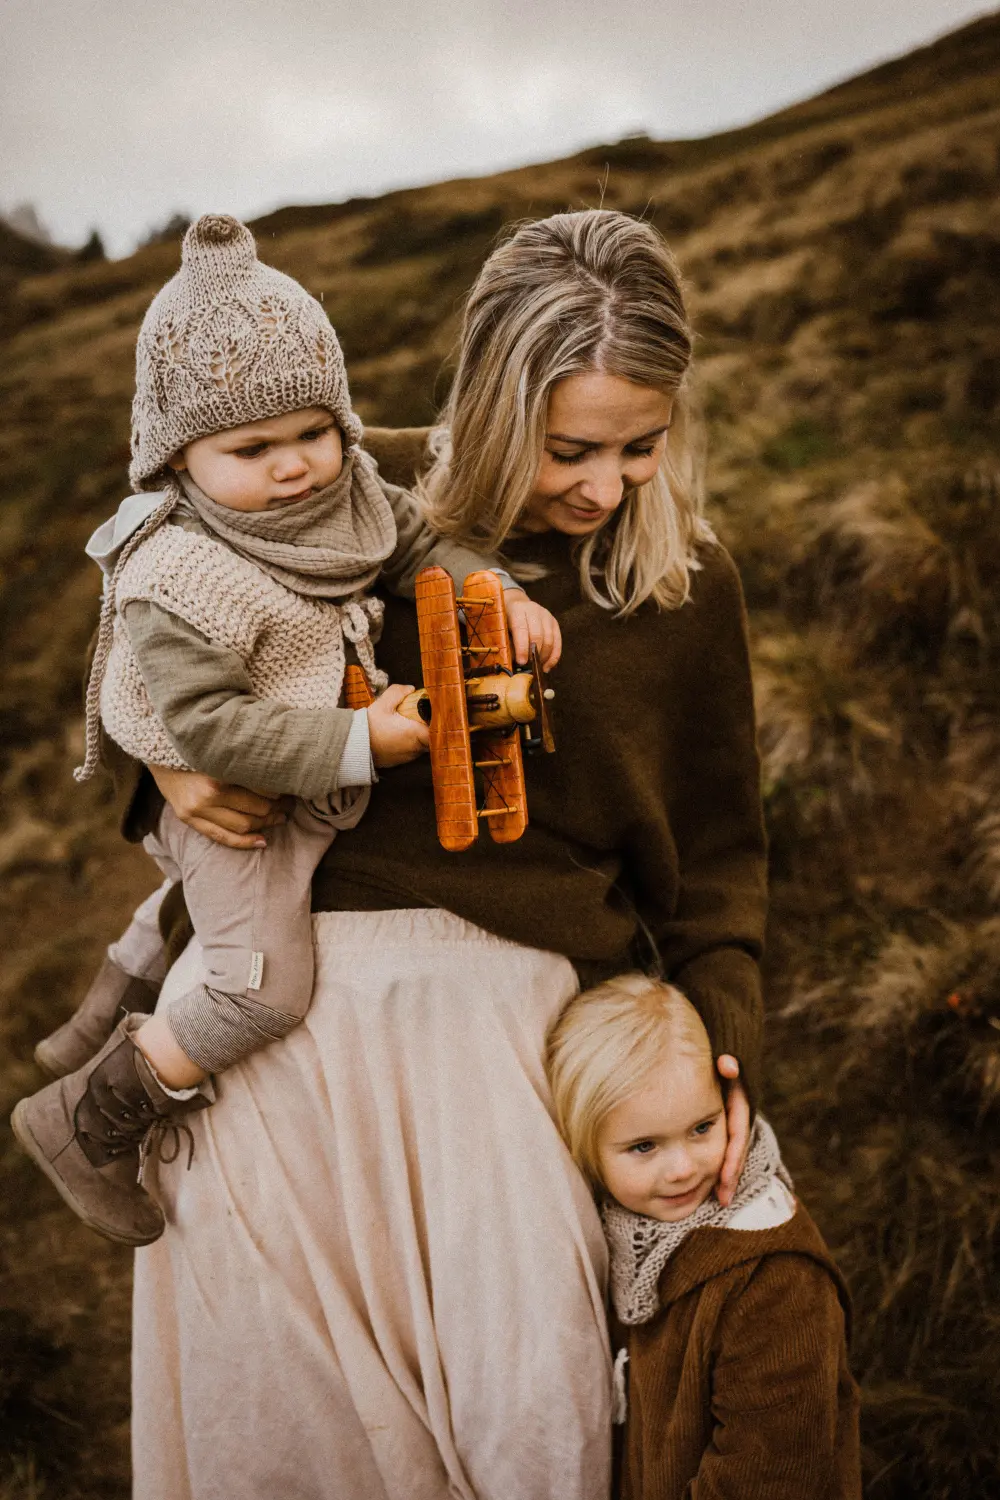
[625,445,656,459]
[301,426,331,442]
[629,1140,655,1156]
[547,450,588,466]
[692,1120,716,1137]
[235,444,267,459]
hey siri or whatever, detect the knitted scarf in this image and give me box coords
[603,1117,794,1326]
[75,447,395,782]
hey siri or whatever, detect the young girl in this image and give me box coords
[548,972,862,1500]
[11,213,557,1249]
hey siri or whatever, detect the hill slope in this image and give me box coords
[1,12,999,1497]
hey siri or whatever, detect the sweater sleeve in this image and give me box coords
[122,600,368,800]
[378,481,516,598]
[689,1257,854,1500]
[651,551,768,1107]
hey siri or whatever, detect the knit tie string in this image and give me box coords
[75,493,179,783]
[341,598,388,694]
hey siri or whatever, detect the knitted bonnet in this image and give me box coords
[129,214,362,490]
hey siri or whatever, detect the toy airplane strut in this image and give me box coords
[343,566,555,851]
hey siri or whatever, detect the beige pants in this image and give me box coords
[142,800,359,1070]
[133,909,612,1500]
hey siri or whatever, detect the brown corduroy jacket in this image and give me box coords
[614,1204,862,1500]
[100,425,769,1104]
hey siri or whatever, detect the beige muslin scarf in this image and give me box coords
[174,450,395,599]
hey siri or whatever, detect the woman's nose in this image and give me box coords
[579,463,625,513]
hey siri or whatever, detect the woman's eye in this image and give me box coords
[625,445,656,459]
[547,450,587,466]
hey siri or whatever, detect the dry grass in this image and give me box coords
[771,917,1000,1498]
[2,10,1000,1495]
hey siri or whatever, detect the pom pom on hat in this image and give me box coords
[129,213,362,490]
[179,215,258,296]
[185,214,250,252]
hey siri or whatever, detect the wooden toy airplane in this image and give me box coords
[343,566,555,851]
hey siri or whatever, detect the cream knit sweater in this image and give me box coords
[102,522,381,771]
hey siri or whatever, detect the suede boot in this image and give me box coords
[11,1014,209,1247]
[34,955,160,1079]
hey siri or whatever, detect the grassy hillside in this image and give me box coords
[2,11,999,1496]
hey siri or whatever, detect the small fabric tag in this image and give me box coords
[612,1348,629,1425]
[248,952,264,991]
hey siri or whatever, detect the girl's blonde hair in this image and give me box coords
[419,209,712,617]
[546,973,715,1188]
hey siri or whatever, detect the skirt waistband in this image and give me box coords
[311,906,541,953]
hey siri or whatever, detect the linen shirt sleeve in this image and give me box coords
[378,481,517,598]
[122,600,372,799]
[689,1257,854,1500]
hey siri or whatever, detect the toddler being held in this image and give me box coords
[13,214,558,1248]
[547,973,862,1500]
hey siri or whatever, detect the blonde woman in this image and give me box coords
[101,210,767,1500]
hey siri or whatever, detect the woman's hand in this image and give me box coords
[503,589,562,670]
[715,1055,751,1207]
[149,765,290,850]
[367,684,430,768]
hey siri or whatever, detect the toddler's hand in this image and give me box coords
[715,1055,750,1207]
[503,588,561,670]
[367,684,430,768]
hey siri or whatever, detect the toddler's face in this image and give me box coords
[596,1053,727,1222]
[170,407,343,511]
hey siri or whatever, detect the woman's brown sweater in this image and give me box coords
[616,1206,862,1500]
[106,426,768,1103]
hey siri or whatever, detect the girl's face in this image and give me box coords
[519,371,675,537]
[596,1053,727,1222]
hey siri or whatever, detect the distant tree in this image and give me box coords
[4,202,52,245]
[139,212,192,248]
[75,229,106,263]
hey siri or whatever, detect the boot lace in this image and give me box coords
[79,1082,197,1180]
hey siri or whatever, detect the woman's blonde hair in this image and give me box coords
[546,973,715,1187]
[419,209,711,617]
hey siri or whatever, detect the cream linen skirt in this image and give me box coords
[132,909,612,1500]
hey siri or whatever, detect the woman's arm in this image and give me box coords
[669,554,765,1191]
[670,553,765,1088]
[631,549,767,1122]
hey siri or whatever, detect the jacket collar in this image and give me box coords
[656,1204,853,1339]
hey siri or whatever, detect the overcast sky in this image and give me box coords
[3,0,991,256]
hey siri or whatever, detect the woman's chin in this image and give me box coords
[552,508,609,536]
